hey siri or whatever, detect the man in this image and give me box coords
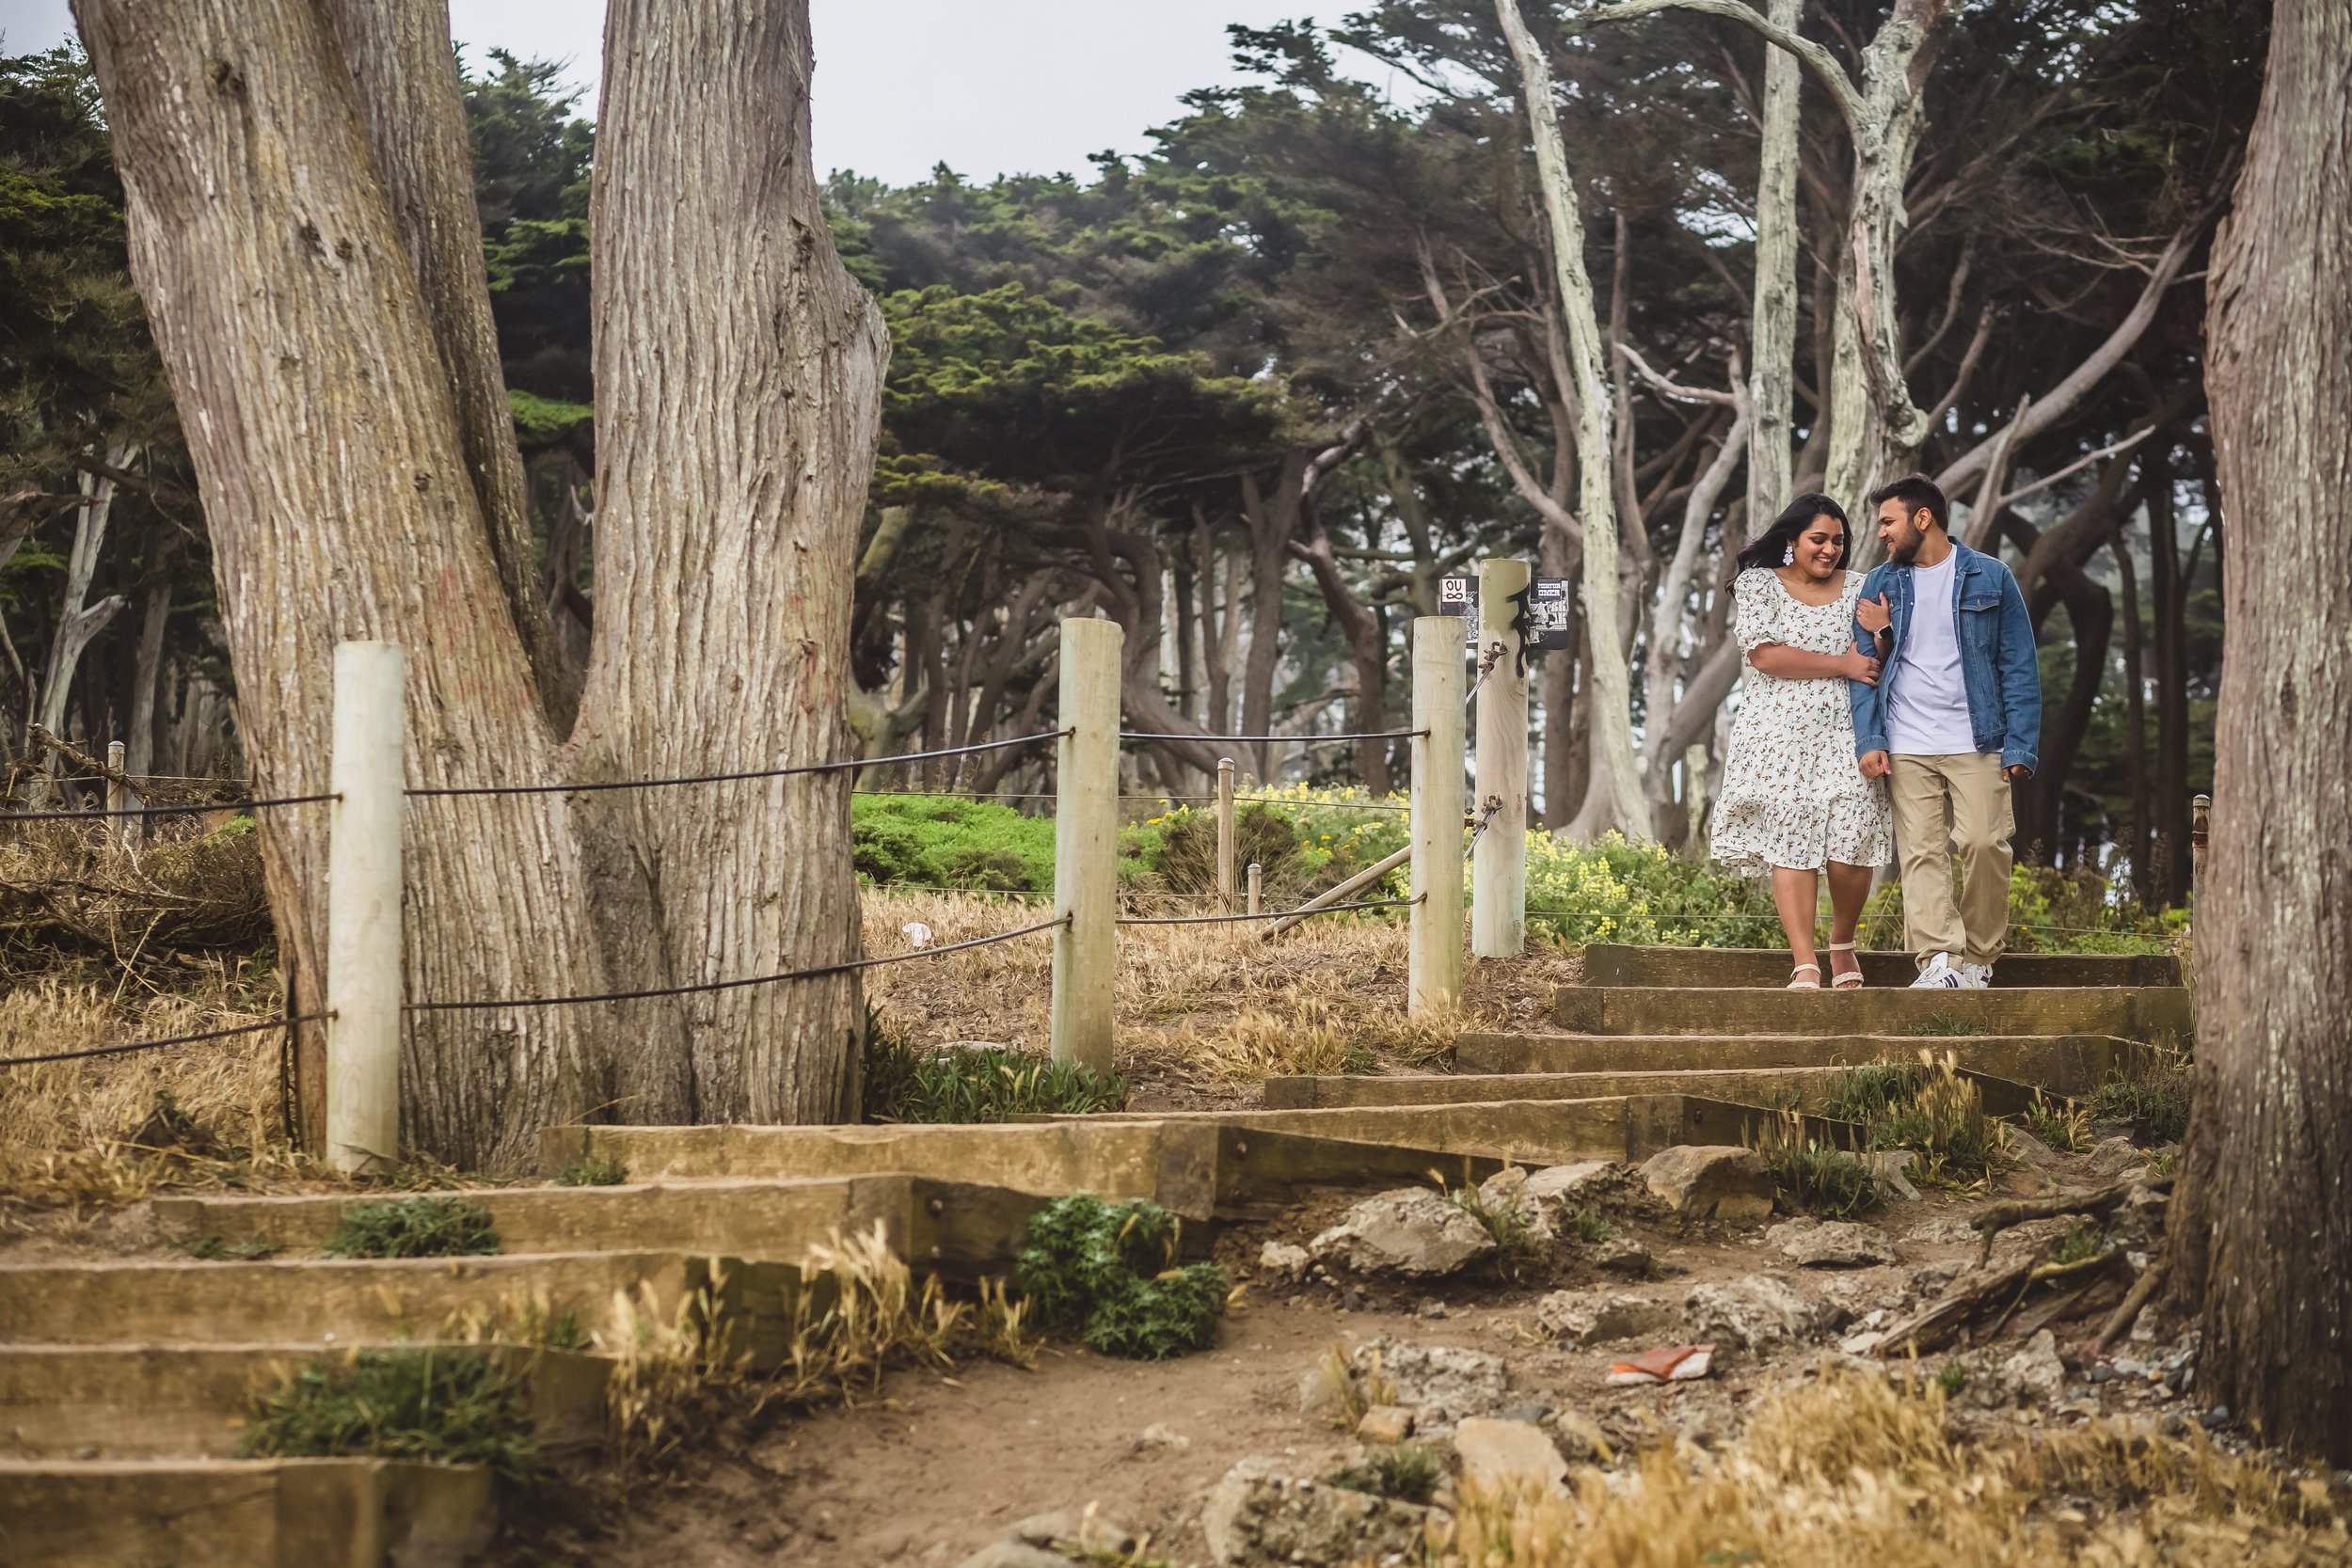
[1850,474,2042,989]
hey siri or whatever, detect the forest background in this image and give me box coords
[0,0,2249,912]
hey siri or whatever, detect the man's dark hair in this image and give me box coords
[1867,472,1949,531]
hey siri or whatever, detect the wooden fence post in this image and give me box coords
[326,641,405,1175]
[1410,616,1465,1016]
[1051,618,1121,1073]
[1246,861,1262,917]
[1216,756,1237,913]
[104,738,138,852]
[1471,558,1529,958]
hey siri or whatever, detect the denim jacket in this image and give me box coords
[1848,541,2042,772]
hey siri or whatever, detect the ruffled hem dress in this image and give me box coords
[1708,567,1895,874]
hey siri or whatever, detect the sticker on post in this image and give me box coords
[1530,578,1574,651]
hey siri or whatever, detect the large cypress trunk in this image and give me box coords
[73,0,882,1165]
[2166,0,2352,1465]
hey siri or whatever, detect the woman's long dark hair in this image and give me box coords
[1730,492,1851,582]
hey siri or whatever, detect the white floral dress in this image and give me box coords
[1709,567,1894,874]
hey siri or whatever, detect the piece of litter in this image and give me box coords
[1605,1343,1715,1386]
[902,921,934,948]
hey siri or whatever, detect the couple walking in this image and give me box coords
[1710,474,2042,990]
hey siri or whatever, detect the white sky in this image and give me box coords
[2,1,1402,185]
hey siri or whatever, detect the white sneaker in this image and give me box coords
[1911,953,1963,988]
[1957,961,1994,989]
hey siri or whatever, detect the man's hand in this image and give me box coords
[1859,750,1891,780]
[2003,764,2032,783]
[1854,592,1892,637]
[1839,650,1883,686]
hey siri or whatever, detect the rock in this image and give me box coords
[1534,1290,1674,1346]
[1476,1167,1557,1246]
[1453,1418,1568,1497]
[1684,1275,1817,1352]
[1995,1329,2068,1407]
[954,1544,1073,1568]
[1357,1404,1414,1446]
[1200,1458,1430,1568]
[1355,1336,1509,1432]
[1521,1160,1645,1215]
[1549,1409,1612,1465]
[1259,1241,1311,1282]
[1768,1217,1899,1268]
[1592,1236,1657,1277]
[2005,1127,2062,1168]
[1010,1509,1139,1555]
[1311,1189,1496,1277]
[1135,1421,1189,1451]
[1905,1215,1979,1248]
[1416,1298,1450,1319]
[2086,1136,2152,1180]
[1863,1150,1923,1201]
[1639,1146,1774,1223]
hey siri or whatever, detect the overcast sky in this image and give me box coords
[2,1,1400,185]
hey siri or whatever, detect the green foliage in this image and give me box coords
[323,1197,501,1259]
[2053,1221,2107,1266]
[1527,832,1779,948]
[243,1349,539,1482]
[1819,1062,1923,1125]
[553,1156,628,1188]
[1750,1110,1883,1220]
[851,794,1057,892]
[2086,1047,2193,1146]
[2017,1089,2094,1154]
[1327,1442,1444,1505]
[1860,867,2186,957]
[1560,1204,1614,1245]
[1447,1179,1545,1279]
[863,1037,1127,1124]
[1013,1194,1230,1360]
[1934,1361,1968,1398]
[1863,1056,2009,1185]
[1908,1012,1979,1037]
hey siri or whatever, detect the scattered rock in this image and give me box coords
[1534,1291,1674,1346]
[1200,1458,1430,1568]
[1356,1404,1414,1446]
[1768,1216,1899,1268]
[1475,1168,1557,1246]
[1908,1258,1967,1296]
[1684,1275,1817,1352]
[1311,1189,1496,1277]
[1863,1150,1923,1201]
[1355,1336,1509,1432]
[1416,1298,1450,1319]
[1988,1329,2067,1407]
[1259,1241,1311,1282]
[2086,1136,2152,1180]
[1639,1146,1774,1223]
[1135,1421,1189,1451]
[1453,1418,1568,1497]
[1905,1215,1979,1248]
[2005,1127,2062,1168]
[1592,1236,1657,1277]
[1521,1160,1648,1217]
[1549,1409,1613,1465]
[954,1543,1073,1568]
[1009,1509,1139,1556]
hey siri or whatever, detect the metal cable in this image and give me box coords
[1117,895,1417,927]
[0,793,338,824]
[1119,728,1424,744]
[405,916,1068,1012]
[409,731,1067,799]
[0,1013,332,1069]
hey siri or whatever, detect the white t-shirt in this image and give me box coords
[1886,550,1980,755]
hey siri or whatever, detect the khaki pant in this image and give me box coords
[1889,752,2013,970]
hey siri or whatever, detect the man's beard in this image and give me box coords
[1887,529,1921,564]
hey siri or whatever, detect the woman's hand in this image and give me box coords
[1854,592,1892,636]
[1839,649,1883,685]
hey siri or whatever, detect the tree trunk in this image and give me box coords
[1294,515,1392,793]
[2106,502,2153,908]
[1642,404,1746,805]
[75,0,882,1165]
[2167,0,2352,1465]
[1540,518,1580,831]
[1238,457,1308,780]
[1495,0,1651,842]
[32,447,134,789]
[126,518,174,779]
[1744,0,1802,527]
[2150,450,2195,905]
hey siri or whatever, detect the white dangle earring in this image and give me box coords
[1783,542,1795,564]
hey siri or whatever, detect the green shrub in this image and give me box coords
[1560,1204,1614,1244]
[244,1348,539,1481]
[1447,1179,1546,1280]
[1819,1061,1923,1124]
[2086,1046,2193,1146]
[1327,1442,1445,1505]
[1750,1110,1883,1219]
[1867,1055,2008,1184]
[1860,866,2185,956]
[850,794,1057,892]
[1013,1194,1229,1360]
[1934,1361,1968,1397]
[1530,832,1779,947]
[864,1037,1126,1123]
[553,1156,628,1187]
[323,1197,501,1259]
[2016,1089,2094,1153]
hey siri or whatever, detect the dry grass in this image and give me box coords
[862,887,1564,1101]
[1433,1369,2349,1567]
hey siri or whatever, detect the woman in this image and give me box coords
[1710,494,1894,989]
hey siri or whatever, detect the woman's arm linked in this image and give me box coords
[1747,642,1880,684]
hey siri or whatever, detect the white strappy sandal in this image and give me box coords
[1787,961,1822,990]
[1828,940,1866,990]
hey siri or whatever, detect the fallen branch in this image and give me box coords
[1973,1175,2171,1266]
[2089,1256,2168,1358]
[1875,1257,2036,1358]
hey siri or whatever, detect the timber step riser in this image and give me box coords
[1548,985,2191,1041]
[1263,1065,2051,1118]
[1576,942,2180,990]
[1452,1032,2133,1098]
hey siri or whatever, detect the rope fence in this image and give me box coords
[0,1013,329,1070]
[410,731,1065,799]
[1117,895,1419,927]
[0,791,337,824]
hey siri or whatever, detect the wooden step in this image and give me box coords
[1548,984,2189,1041]
[1576,942,2180,990]
[1455,1030,2128,1096]
[0,1456,496,1568]
[1262,1064,2051,1119]
[0,1342,610,1461]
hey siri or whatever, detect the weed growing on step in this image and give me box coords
[1315,1341,1400,1431]
[445,1287,583,1351]
[324,1196,501,1259]
[2052,1220,2108,1267]
[1934,1360,1968,1397]
[1560,1204,1614,1244]
[1750,1110,1883,1219]
[554,1155,628,1187]
[243,1348,539,1482]
[1908,1010,1979,1037]
[182,1234,276,1260]
[1869,1053,2010,1187]
[864,1035,1127,1123]
[1328,1441,1445,1505]
[1819,1060,1923,1123]
[2016,1088,2094,1153]
[2086,1041,2193,1146]
[1014,1194,1230,1359]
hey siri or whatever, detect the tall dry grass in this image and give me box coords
[1435,1370,2347,1567]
